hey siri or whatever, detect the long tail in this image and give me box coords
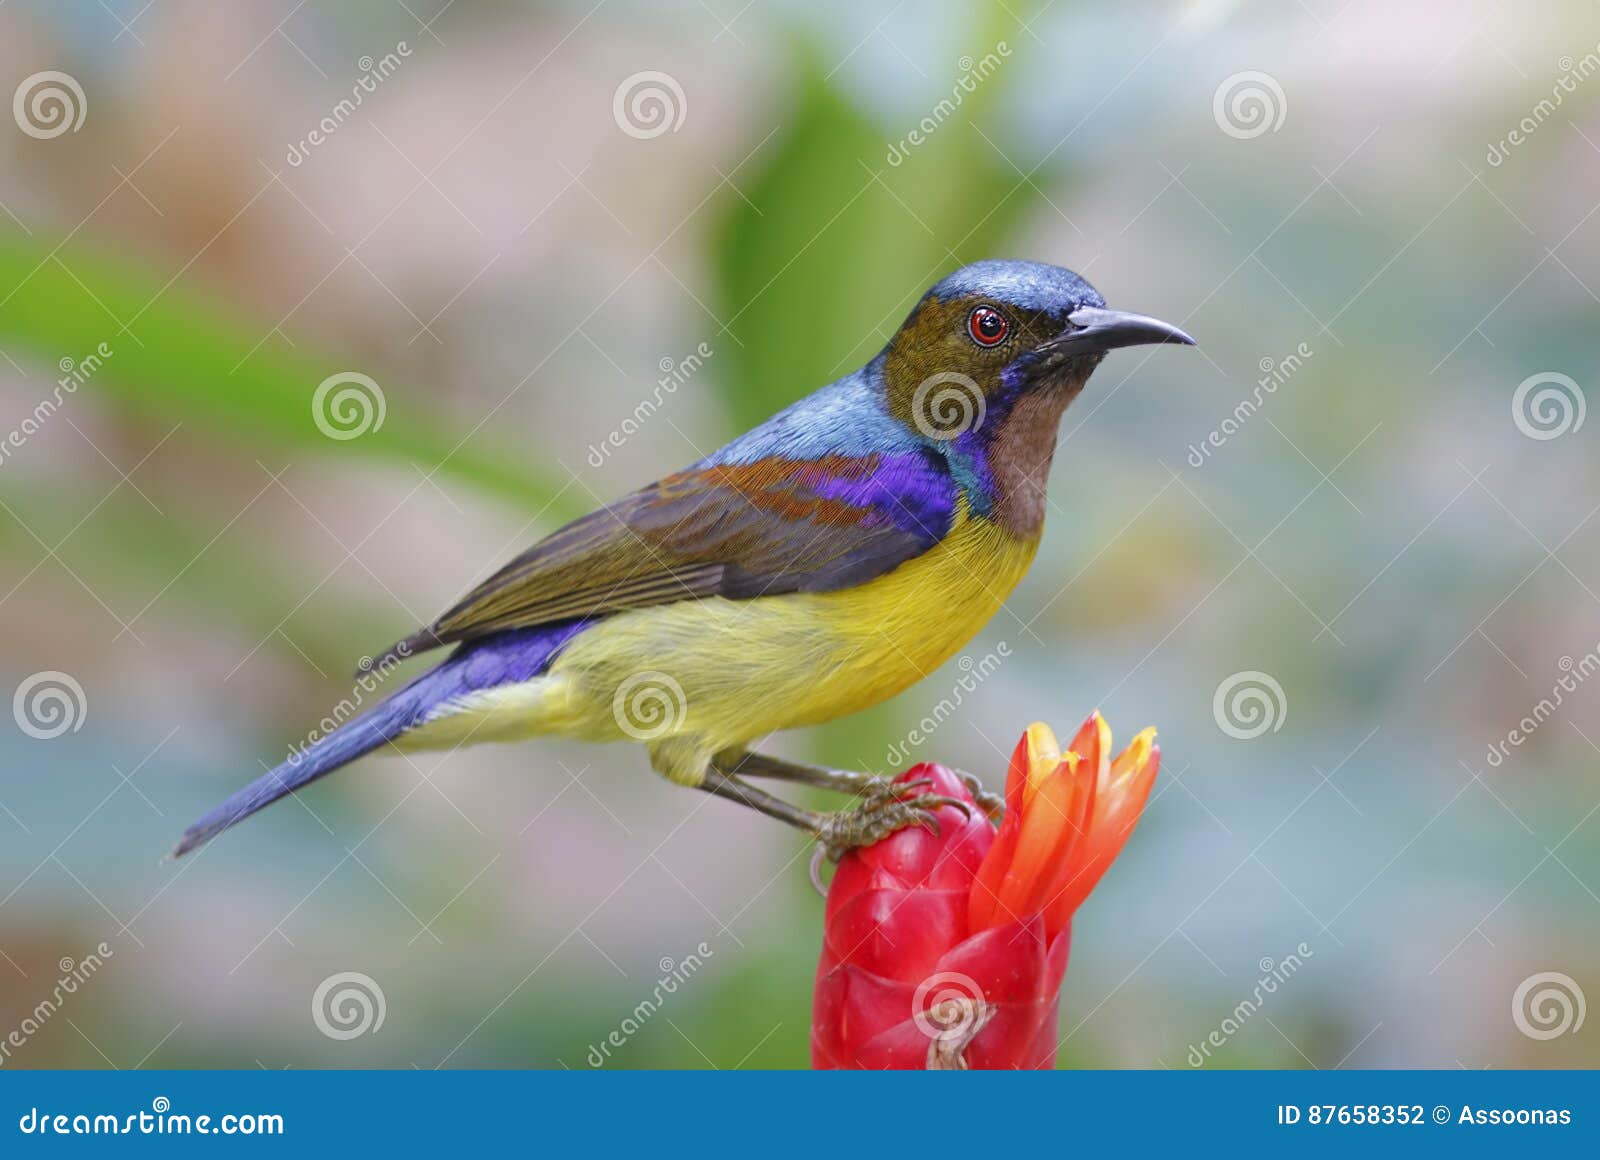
[171,619,591,859]
[170,682,430,859]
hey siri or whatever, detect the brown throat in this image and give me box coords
[985,376,1086,537]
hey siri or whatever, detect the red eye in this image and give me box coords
[968,306,1008,347]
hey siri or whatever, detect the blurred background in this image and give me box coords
[1,0,1597,1069]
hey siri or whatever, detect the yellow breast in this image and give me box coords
[799,511,1038,714]
[563,506,1031,726]
[410,508,1040,781]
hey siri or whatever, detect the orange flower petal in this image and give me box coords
[1110,726,1157,789]
[1033,757,1099,932]
[967,807,1022,931]
[1044,733,1159,931]
[1006,721,1060,816]
[994,754,1086,923]
[972,719,1158,939]
[1065,711,1110,789]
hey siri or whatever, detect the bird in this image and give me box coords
[172,259,1194,863]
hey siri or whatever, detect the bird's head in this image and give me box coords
[879,259,1194,444]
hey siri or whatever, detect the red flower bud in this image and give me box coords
[811,713,1159,1069]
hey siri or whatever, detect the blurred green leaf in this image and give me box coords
[0,229,578,517]
[713,9,1040,432]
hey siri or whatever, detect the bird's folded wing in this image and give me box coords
[373,451,956,664]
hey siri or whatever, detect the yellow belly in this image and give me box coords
[403,512,1038,782]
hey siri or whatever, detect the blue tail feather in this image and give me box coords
[171,619,591,858]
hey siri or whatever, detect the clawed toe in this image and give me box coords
[953,769,1005,820]
[866,770,1001,822]
[815,784,972,864]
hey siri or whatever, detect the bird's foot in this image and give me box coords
[807,777,972,895]
[706,751,1003,894]
[720,749,1004,820]
[950,769,1005,821]
[816,777,970,860]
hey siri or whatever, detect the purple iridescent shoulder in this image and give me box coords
[790,448,957,542]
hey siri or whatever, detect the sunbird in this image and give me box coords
[174,260,1193,862]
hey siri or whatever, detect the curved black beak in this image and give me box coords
[1040,306,1197,356]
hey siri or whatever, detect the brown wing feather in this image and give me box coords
[370,454,953,666]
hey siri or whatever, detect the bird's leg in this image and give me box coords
[698,763,976,895]
[721,750,879,794]
[722,748,1004,820]
[693,768,828,836]
[707,750,1001,873]
[696,765,970,858]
